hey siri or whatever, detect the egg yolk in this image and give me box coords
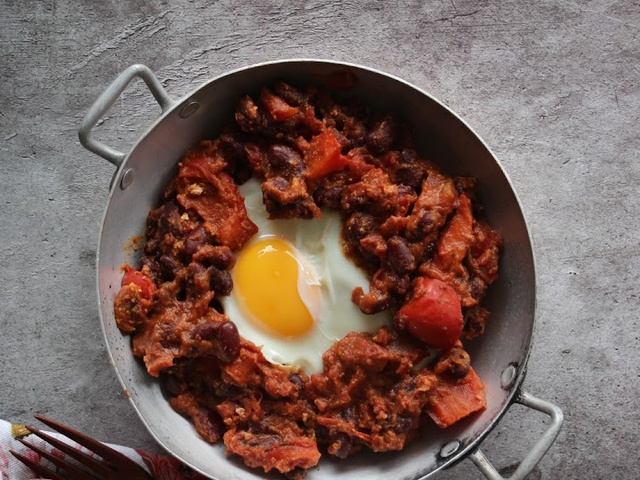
[233,237,316,338]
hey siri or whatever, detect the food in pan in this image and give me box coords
[220,177,392,374]
[113,80,502,479]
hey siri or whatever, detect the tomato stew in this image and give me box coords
[113,81,502,479]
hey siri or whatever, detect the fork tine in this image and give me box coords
[34,415,152,479]
[24,424,113,479]
[14,438,96,480]
[10,448,68,480]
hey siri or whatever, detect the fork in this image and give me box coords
[10,414,153,480]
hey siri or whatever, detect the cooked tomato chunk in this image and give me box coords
[394,277,463,349]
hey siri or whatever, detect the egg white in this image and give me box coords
[220,178,391,374]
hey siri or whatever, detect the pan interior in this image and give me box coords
[96,60,535,480]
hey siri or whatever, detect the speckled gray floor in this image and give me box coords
[1,1,638,479]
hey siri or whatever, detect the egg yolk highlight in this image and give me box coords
[233,237,316,338]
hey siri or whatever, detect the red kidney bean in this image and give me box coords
[365,116,398,153]
[393,148,425,189]
[397,184,416,204]
[210,268,233,296]
[192,261,207,275]
[434,347,471,379]
[159,254,181,281]
[190,322,217,341]
[195,407,223,444]
[140,256,161,282]
[192,245,236,270]
[183,225,209,257]
[406,211,437,242]
[183,237,202,256]
[329,433,355,460]
[399,147,419,165]
[386,236,416,275]
[157,201,181,235]
[218,133,247,165]
[468,276,487,301]
[262,175,320,219]
[394,415,417,434]
[313,171,352,209]
[390,271,411,296]
[394,165,424,190]
[209,246,235,270]
[268,144,302,173]
[289,373,304,389]
[187,262,210,296]
[344,212,377,244]
[417,210,436,231]
[216,321,240,363]
[273,80,308,106]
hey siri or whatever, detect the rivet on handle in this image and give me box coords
[440,440,461,458]
[501,364,518,389]
[180,101,200,119]
[470,391,563,480]
[120,169,134,190]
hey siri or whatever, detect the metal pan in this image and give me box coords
[79,60,563,480]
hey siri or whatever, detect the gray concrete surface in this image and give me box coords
[1,1,638,479]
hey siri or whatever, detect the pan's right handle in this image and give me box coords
[79,64,175,167]
[469,390,563,480]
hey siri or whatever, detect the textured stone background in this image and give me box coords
[1,1,638,479]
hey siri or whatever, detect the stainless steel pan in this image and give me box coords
[79,60,563,480]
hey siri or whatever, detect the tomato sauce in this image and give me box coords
[113,81,502,479]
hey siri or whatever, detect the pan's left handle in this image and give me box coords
[469,390,563,480]
[79,64,175,167]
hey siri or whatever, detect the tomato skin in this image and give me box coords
[394,277,463,349]
[121,267,156,300]
[303,129,348,181]
[260,89,299,121]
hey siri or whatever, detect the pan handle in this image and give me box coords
[469,390,563,480]
[78,64,175,167]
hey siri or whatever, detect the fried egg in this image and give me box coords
[220,178,391,374]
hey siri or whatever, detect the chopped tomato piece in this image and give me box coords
[260,88,299,121]
[176,150,258,251]
[177,140,227,184]
[427,367,487,428]
[394,277,463,349]
[434,194,474,272]
[303,129,348,181]
[121,266,156,300]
